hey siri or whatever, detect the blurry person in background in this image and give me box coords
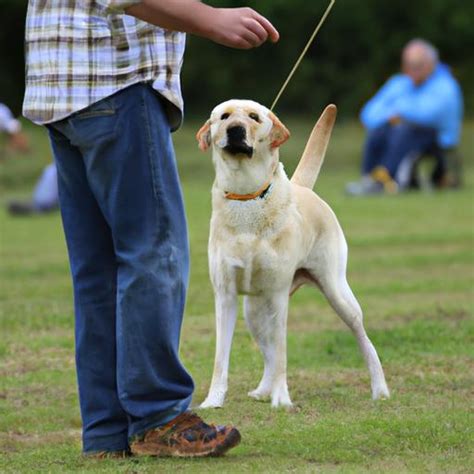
[346,39,463,196]
[0,102,29,154]
[7,163,59,215]
[0,102,57,215]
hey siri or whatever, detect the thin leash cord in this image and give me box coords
[270,0,336,111]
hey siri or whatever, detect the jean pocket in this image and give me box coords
[75,109,116,119]
[70,102,119,147]
[74,97,116,120]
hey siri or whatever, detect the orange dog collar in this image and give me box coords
[224,180,272,201]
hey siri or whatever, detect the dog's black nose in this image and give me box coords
[224,125,253,157]
[227,125,246,143]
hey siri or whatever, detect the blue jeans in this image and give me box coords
[47,83,194,453]
[362,123,437,179]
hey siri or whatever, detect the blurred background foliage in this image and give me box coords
[1,0,473,118]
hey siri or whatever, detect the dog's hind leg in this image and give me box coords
[308,228,389,400]
[200,290,238,409]
[315,261,390,400]
[244,292,293,408]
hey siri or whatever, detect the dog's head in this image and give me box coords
[196,100,290,159]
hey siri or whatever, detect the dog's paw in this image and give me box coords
[271,385,293,408]
[199,399,223,409]
[372,382,390,400]
[199,392,225,409]
[248,388,271,401]
[271,396,293,408]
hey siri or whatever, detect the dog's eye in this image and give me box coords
[220,113,230,120]
[249,112,260,123]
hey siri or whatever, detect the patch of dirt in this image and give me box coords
[370,307,471,330]
[287,302,472,334]
[0,429,81,453]
[0,341,74,377]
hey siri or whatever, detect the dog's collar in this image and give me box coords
[224,162,278,202]
[224,181,272,201]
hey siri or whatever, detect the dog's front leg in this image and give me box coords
[245,292,293,408]
[200,290,238,408]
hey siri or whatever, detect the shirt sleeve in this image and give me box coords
[359,76,406,130]
[96,0,142,12]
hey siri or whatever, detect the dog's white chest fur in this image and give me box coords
[218,236,283,295]
[209,179,303,295]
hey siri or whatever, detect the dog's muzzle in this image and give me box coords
[223,125,253,158]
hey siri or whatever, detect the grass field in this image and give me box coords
[1,116,473,473]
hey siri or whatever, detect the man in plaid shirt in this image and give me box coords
[24,0,279,458]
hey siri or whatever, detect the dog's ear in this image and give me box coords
[196,119,211,151]
[269,112,290,149]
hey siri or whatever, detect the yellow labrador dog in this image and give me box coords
[196,100,389,408]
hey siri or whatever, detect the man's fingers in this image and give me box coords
[242,29,264,48]
[243,18,269,44]
[228,34,254,50]
[254,13,279,43]
[236,40,255,50]
[210,8,278,49]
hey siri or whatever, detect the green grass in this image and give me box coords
[1,116,473,473]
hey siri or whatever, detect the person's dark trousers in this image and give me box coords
[47,83,194,454]
[362,122,438,179]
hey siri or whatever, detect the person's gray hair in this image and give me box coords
[405,38,439,64]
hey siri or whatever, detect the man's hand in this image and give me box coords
[126,1,279,49]
[388,115,403,126]
[205,8,279,49]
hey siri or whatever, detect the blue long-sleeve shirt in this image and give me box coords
[360,64,463,148]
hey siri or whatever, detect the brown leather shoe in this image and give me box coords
[130,412,241,457]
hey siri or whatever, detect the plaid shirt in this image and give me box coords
[23,0,186,129]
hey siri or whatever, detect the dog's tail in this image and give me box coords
[290,104,337,189]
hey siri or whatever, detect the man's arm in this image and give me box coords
[125,0,279,49]
[359,75,408,130]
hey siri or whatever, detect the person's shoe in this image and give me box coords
[371,166,399,194]
[345,167,398,196]
[130,411,241,458]
[7,200,58,216]
[345,175,384,196]
[7,200,37,215]
[85,449,131,459]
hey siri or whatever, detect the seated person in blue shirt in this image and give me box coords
[346,39,463,196]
